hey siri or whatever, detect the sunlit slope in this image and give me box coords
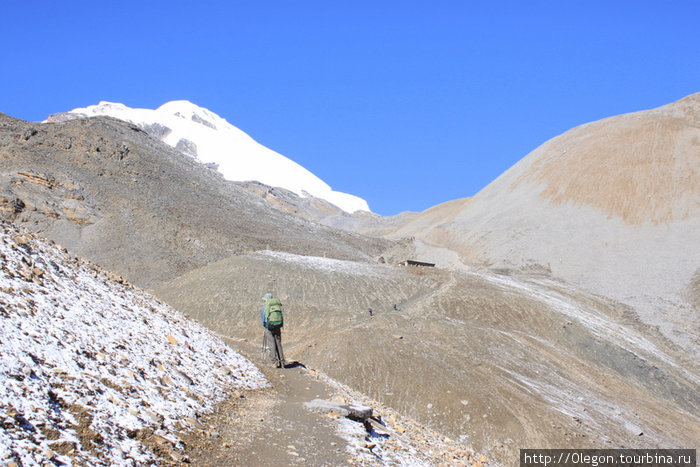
[0,113,388,288]
[50,101,370,213]
[155,252,699,463]
[358,94,700,351]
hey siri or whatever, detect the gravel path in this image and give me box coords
[181,338,352,466]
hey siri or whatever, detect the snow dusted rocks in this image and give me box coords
[0,220,267,466]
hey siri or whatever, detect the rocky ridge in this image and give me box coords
[48,100,370,214]
[0,112,390,288]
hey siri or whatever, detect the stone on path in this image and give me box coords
[304,398,373,422]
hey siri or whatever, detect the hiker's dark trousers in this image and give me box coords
[264,326,285,367]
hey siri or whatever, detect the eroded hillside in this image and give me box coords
[0,222,489,466]
[155,251,700,463]
[3,94,698,465]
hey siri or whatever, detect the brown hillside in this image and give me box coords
[155,251,699,464]
[352,94,700,353]
[516,93,700,225]
[0,113,390,288]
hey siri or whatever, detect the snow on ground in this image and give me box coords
[309,371,483,466]
[53,101,370,214]
[0,220,267,466]
[255,250,395,278]
[476,271,697,383]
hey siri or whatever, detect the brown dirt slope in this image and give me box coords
[155,251,699,465]
[181,355,351,467]
[515,93,700,225]
[182,338,481,466]
[346,93,700,353]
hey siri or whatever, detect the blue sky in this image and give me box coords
[2,1,698,215]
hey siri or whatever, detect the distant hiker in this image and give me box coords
[368,307,373,317]
[393,304,399,311]
[261,292,285,368]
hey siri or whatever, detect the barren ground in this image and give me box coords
[180,338,483,466]
[156,251,699,464]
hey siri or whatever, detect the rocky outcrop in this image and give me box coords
[237,180,356,222]
[175,137,198,157]
[0,171,101,225]
[190,113,216,129]
[138,122,172,140]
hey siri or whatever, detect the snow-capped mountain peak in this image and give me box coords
[51,101,370,214]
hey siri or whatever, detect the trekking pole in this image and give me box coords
[260,331,268,360]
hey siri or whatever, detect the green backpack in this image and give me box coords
[265,298,284,328]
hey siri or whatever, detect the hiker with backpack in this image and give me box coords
[261,292,286,368]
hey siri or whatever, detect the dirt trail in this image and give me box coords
[181,337,354,466]
[179,331,486,466]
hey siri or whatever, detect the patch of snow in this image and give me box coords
[309,370,479,466]
[254,250,393,278]
[476,271,697,384]
[54,100,370,214]
[0,221,267,465]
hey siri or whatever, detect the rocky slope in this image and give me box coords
[48,100,370,214]
[0,221,487,466]
[330,93,700,353]
[0,112,390,288]
[0,220,267,465]
[155,250,699,464]
[183,338,484,466]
